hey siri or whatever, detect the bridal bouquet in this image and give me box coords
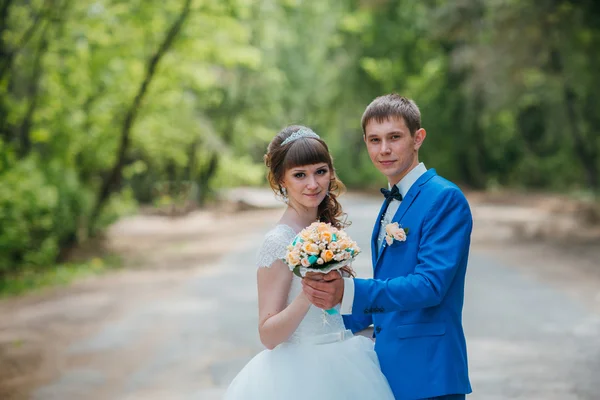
[283,221,361,277]
[283,222,360,315]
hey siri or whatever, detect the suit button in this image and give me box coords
[364,308,370,314]
[375,326,382,334]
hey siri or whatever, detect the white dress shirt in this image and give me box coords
[340,163,428,315]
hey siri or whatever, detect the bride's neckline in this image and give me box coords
[275,223,300,235]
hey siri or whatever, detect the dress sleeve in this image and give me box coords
[255,230,292,268]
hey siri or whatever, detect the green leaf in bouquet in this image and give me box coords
[293,266,302,278]
[404,227,409,234]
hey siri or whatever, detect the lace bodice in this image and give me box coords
[256,224,347,344]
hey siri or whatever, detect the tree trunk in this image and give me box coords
[197,153,219,206]
[0,0,10,141]
[0,0,13,77]
[550,48,599,191]
[185,140,198,181]
[89,0,193,228]
[456,88,487,189]
[0,1,50,81]
[564,86,599,191]
[17,25,49,158]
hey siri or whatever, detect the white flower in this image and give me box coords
[384,222,408,246]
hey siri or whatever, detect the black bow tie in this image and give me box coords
[380,185,403,202]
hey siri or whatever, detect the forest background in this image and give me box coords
[1,0,599,294]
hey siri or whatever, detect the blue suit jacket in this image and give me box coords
[343,169,472,399]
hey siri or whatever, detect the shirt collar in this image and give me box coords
[388,162,427,198]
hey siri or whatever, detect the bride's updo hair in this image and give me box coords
[264,125,348,229]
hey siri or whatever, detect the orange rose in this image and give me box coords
[316,223,330,233]
[320,231,332,243]
[337,240,350,251]
[321,249,334,263]
[286,251,300,266]
[302,243,320,255]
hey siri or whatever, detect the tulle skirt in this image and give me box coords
[224,330,394,400]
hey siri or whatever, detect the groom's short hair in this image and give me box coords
[361,94,421,136]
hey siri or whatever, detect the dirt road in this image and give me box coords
[1,191,599,399]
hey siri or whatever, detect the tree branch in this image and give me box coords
[90,0,193,226]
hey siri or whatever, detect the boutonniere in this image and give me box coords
[384,222,409,246]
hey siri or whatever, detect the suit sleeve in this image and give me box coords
[352,188,472,313]
[343,313,373,333]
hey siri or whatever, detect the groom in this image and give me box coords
[302,94,472,399]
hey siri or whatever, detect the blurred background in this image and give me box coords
[1,0,599,399]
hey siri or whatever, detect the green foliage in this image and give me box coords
[0,158,62,270]
[212,154,264,188]
[1,0,599,285]
[0,155,132,276]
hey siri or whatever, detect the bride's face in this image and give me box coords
[282,163,331,210]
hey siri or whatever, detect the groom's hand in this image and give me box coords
[301,272,344,310]
[303,270,340,282]
[303,271,324,281]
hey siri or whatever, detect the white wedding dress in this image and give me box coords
[224,224,394,400]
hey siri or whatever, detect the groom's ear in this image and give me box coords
[413,128,426,150]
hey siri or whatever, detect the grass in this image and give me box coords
[0,254,122,298]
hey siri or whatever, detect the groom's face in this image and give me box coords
[363,117,424,185]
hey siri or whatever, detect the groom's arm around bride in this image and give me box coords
[302,94,473,400]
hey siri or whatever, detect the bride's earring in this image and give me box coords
[281,187,289,204]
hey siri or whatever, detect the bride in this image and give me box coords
[224,125,394,399]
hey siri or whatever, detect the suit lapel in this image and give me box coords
[374,169,438,269]
[371,199,389,267]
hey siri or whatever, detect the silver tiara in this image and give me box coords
[281,128,320,146]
